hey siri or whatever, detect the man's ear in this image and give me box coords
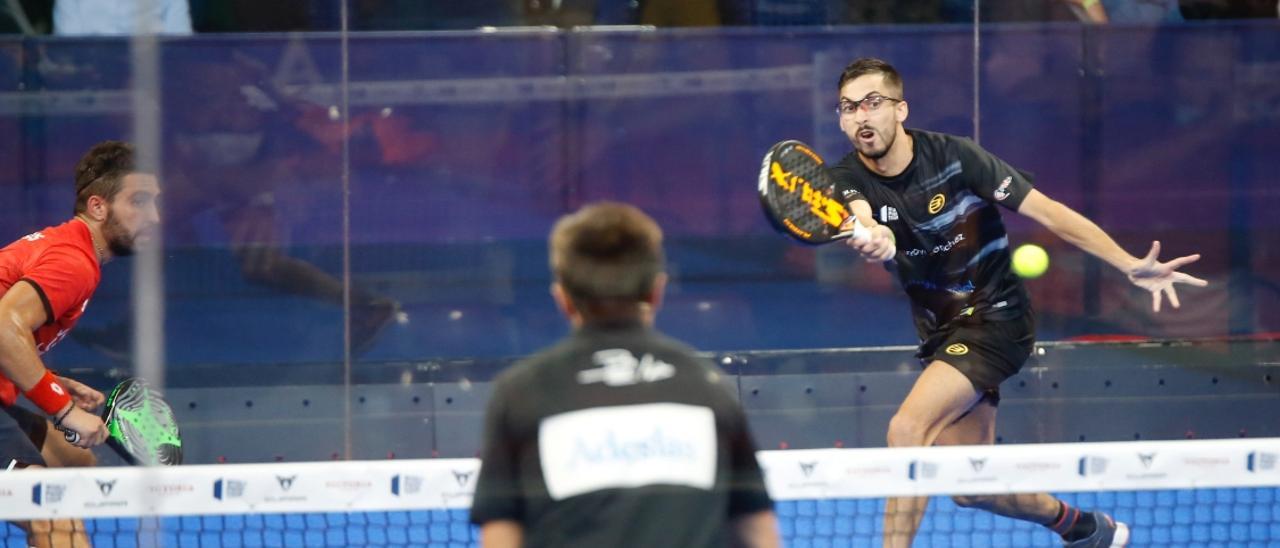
[550,282,577,320]
[85,195,108,222]
[896,99,909,124]
[645,273,668,313]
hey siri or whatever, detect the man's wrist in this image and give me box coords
[24,370,73,416]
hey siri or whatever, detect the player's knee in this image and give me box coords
[63,448,96,467]
[42,434,97,468]
[951,494,996,509]
[886,413,929,447]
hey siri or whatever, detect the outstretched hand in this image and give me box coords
[1126,241,1208,312]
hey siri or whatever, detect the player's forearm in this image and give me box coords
[479,520,523,548]
[0,318,71,417]
[849,199,877,226]
[0,316,50,391]
[1033,198,1136,272]
[730,510,782,548]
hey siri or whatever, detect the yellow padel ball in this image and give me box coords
[1012,243,1049,279]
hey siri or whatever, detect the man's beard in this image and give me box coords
[859,127,896,160]
[101,210,136,257]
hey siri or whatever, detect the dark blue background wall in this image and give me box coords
[0,22,1274,373]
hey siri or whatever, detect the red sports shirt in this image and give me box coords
[0,220,100,407]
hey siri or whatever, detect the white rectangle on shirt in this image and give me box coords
[538,403,718,501]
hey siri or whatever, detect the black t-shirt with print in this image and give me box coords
[830,129,1036,332]
[469,323,772,548]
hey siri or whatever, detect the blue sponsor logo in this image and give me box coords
[213,479,245,500]
[1248,452,1276,473]
[1078,456,1108,477]
[391,474,422,496]
[31,483,66,506]
[907,460,937,481]
[567,428,696,470]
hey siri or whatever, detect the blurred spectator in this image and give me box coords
[351,0,521,30]
[189,0,312,32]
[640,0,721,25]
[836,0,949,24]
[1104,0,1184,21]
[1179,0,1278,18]
[0,0,52,34]
[1062,0,1110,22]
[522,0,725,27]
[522,0,597,26]
[977,0,1082,21]
[53,0,192,35]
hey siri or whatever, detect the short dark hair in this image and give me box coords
[74,141,136,214]
[837,57,904,97]
[550,202,665,311]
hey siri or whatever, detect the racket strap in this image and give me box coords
[24,370,72,415]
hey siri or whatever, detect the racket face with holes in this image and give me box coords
[102,378,183,466]
[758,140,850,245]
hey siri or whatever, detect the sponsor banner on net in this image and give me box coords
[0,459,487,520]
[765,438,1280,500]
[3,438,1278,519]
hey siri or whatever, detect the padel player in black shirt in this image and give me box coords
[829,58,1206,548]
[470,203,779,548]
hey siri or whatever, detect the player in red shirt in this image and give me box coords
[0,141,160,547]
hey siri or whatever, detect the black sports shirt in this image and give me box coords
[830,129,1036,331]
[469,323,772,548]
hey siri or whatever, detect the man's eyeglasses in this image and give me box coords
[836,95,902,115]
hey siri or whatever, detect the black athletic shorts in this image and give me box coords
[916,311,1036,406]
[1,404,48,468]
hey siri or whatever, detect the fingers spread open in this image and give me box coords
[1165,285,1181,309]
[1174,272,1209,287]
[1163,254,1202,270]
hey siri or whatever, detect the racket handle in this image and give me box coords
[61,427,80,445]
[836,216,896,260]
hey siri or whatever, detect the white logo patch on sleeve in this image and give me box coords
[538,403,717,500]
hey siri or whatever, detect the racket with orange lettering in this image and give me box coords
[758,140,892,259]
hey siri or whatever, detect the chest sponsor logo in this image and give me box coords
[993,176,1013,201]
[879,205,899,222]
[928,194,946,214]
[903,233,966,258]
[539,403,717,500]
[945,343,969,356]
[578,349,675,387]
[22,232,44,242]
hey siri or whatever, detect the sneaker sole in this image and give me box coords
[1111,523,1130,547]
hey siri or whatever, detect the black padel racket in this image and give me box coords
[759,140,894,258]
[63,377,183,466]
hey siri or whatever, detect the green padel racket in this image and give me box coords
[63,378,183,466]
